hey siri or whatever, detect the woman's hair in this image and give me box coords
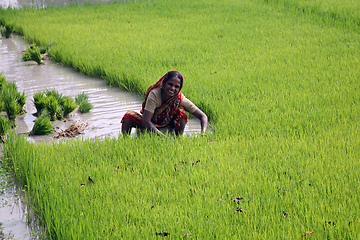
[162,71,183,90]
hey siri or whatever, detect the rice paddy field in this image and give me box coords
[1,0,360,238]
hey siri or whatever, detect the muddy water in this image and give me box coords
[0,33,204,238]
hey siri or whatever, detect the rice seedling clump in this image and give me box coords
[0,24,14,38]
[32,90,78,120]
[61,96,78,117]
[0,115,10,140]
[75,92,93,113]
[0,76,26,126]
[30,115,53,135]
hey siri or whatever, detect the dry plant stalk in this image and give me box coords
[53,120,89,138]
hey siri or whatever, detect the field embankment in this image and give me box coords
[0,0,359,238]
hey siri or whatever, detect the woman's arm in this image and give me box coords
[192,109,208,136]
[142,109,165,137]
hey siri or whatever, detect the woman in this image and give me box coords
[121,71,208,136]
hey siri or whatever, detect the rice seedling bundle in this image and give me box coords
[0,0,359,238]
[22,43,43,64]
[78,100,93,113]
[61,96,78,116]
[45,95,60,120]
[75,92,93,113]
[0,73,6,90]
[30,115,53,135]
[0,115,9,136]
[33,90,78,119]
[0,24,14,38]
[1,82,22,122]
[32,92,46,115]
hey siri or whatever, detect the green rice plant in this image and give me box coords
[0,73,5,91]
[30,116,53,135]
[2,96,19,121]
[33,90,77,118]
[78,100,93,113]
[32,92,46,116]
[2,96,19,127]
[0,77,24,126]
[45,96,59,121]
[74,92,89,105]
[3,132,360,239]
[22,51,32,61]
[56,106,64,120]
[60,96,77,117]
[45,89,63,104]
[22,44,44,64]
[75,92,93,113]
[1,84,20,124]
[39,41,54,54]
[0,115,10,136]
[16,91,26,115]
[28,47,43,64]
[0,24,14,38]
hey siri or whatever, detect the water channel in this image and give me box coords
[0,8,204,237]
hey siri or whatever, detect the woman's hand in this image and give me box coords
[142,110,165,136]
[192,109,208,136]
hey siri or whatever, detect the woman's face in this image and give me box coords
[163,77,181,100]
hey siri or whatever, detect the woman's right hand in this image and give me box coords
[142,109,165,136]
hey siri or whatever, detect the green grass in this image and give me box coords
[0,0,359,238]
[4,131,359,239]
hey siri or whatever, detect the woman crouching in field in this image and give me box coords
[121,71,208,136]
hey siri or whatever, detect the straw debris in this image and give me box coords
[53,120,89,138]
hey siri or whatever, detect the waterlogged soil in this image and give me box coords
[0,33,204,238]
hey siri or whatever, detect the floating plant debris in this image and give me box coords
[53,120,89,138]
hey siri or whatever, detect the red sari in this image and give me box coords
[121,72,187,128]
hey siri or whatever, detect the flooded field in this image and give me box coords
[0,34,203,141]
[0,33,203,238]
